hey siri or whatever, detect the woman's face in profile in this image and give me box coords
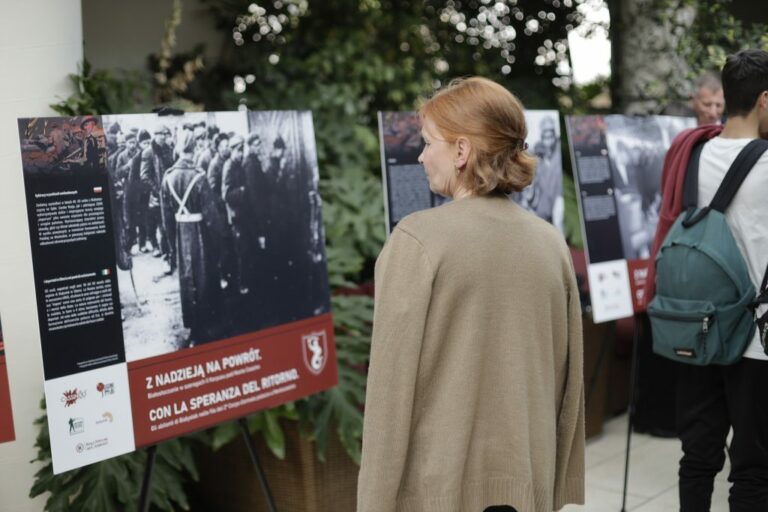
[418,116,459,198]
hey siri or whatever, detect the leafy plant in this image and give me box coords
[208,404,299,458]
[30,400,198,512]
[639,0,768,106]
[50,60,152,116]
[562,174,584,249]
[675,0,768,73]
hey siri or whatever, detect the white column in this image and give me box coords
[0,1,83,510]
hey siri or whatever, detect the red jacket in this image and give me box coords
[643,124,723,306]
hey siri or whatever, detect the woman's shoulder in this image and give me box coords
[393,199,462,243]
[395,204,439,227]
[397,196,550,246]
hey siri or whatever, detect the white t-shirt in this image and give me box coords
[699,136,768,361]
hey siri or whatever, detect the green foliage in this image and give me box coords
[50,60,152,116]
[209,404,298,458]
[562,174,584,249]
[677,0,768,73]
[203,0,583,108]
[650,0,768,98]
[30,400,198,512]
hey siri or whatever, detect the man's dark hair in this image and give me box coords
[722,49,768,117]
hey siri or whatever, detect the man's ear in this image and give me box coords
[761,91,768,110]
[455,137,472,169]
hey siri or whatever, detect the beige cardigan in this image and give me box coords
[357,195,585,512]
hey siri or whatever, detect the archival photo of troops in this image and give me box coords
[604,115,695,260]
[103,110,329,362]
[18,116,107,175]
[509,110,563,231]
[243,110,330,327]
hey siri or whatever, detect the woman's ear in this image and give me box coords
[455,136,472,169]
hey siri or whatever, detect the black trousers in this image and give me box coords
[677,357,768,512]
[634,314,677,436]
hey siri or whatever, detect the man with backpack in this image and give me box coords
[649,49,768,511]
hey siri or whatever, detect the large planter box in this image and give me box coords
[193,422,358,512]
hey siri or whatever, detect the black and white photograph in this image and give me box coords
[603,115,695,260]
[104,110,330,362]
[510,110,563,231]
[244,110,330,329]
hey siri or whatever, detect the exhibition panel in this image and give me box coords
[566,115,695,322]
[16,111,336,473]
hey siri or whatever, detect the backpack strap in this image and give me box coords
[682,139,768,227]
[682,141,706,209]
[710,139,768,212]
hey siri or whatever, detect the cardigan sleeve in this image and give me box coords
[553,259,586,510]
[357,226,434,512]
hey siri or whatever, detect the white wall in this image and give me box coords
[0,1,83,510]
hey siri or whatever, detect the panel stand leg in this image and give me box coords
[621,318,642,512]
[239,418,279,512]
[139,445,158,512]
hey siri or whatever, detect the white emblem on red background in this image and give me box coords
[302,330,327,375]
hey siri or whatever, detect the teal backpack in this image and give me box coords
[649,139,768,365]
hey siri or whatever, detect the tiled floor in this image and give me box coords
[562,414,730,511]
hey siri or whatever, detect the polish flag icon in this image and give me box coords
[93,186,103,193]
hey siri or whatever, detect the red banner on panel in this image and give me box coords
[0,342,16,443]
[128,313,336,446]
